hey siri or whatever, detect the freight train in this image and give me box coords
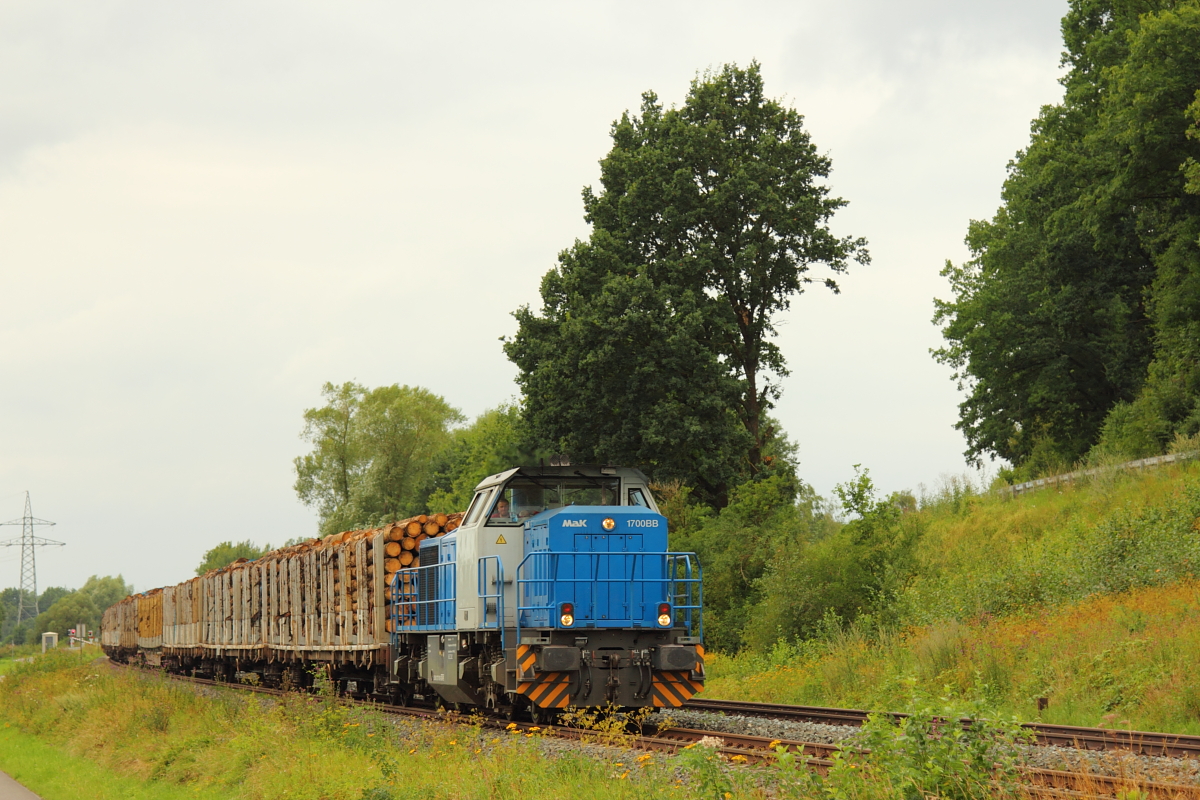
[101,465,705,721]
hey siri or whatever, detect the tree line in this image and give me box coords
[934,0,1200,478]
[1,575,132,645]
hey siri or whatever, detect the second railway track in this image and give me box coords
[685,697,1200,759]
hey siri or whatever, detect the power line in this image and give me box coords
[0,492,64,629]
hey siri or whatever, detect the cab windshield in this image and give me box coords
[486,476,619,526]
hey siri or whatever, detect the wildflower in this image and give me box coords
[636,754,653,763]
[529,726,541,732]
[505,722,518,730]
[614,762,624,767]
[367,733,375,738]
[448,740,457,745]
[618,771,629,779]
[730,754,748,764]
[768,740,781,749]
[474,748,482,754]
[408,749,417,754]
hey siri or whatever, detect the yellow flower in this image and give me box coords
[636,754,653,763]
[768,740,782,749]
[618,771,630,780]
[614,763,624,767]
[529,726,541,732]
[448,740,457,745]
[506,722,518,730]
[729,754,748,764]
[474,748,482,754]
[724,794,732,799]
[367,733,375,738]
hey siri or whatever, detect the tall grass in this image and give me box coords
[900,461,1200,625]
[706,580,1200,732]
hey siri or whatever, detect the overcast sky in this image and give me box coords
[0,0,1069,593]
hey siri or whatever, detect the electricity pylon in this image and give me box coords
[0,492,64,628]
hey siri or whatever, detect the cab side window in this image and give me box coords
[464,488,494,526]
[628,487,650,507]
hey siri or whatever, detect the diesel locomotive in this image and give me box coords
[101,464,705,720]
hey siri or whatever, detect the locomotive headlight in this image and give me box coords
[560,602,575,627]
[657,603,672,627]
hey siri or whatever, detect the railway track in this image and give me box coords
[113,664,1200,798]
[685,698,1200,759]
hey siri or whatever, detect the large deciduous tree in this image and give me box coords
[506,63,867,505]
[293,382,464,535]
[934,0,1200,471]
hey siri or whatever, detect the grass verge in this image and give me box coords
[0,651,1053,799]
[705,580,1200,733]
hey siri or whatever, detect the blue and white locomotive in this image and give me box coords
[389,464,705,720]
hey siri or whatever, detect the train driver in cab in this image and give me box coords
[490,497,512,521]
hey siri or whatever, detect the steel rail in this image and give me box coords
[684,697,1200,759]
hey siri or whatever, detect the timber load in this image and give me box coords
[100,512,462,669]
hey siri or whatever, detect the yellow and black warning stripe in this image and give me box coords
[651,670,704,707]
[516,644,538,681]
[516,671,573,708]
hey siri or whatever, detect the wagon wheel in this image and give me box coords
[528,704,546,726]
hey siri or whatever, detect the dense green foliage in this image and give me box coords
[701,463,1200,735]
[293,382,464,535]
[934,0,1200,473]
[294,382,545,531]
[507,62,867,506]
[195,540,271,575]
[425,403,532,512]
[669,468,923,653]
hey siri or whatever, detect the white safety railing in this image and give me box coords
[1001,450,1199,498]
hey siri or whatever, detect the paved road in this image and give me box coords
[0,772,38,799]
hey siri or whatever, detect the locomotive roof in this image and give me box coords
[473,464,651,492]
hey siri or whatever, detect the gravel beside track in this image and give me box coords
[671,708,1200,787]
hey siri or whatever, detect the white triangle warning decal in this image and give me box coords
[495,534,507,545]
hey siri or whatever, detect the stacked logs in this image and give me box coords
[380,512,462,633]
[185,510,463,644]
[379,512,461,580]
[318,512,460,618]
